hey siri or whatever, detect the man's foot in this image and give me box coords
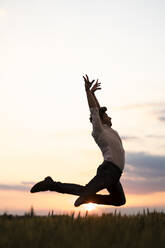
[30,176,54,193]
[74,195,90,207]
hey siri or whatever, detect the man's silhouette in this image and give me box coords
[30,75,126,207]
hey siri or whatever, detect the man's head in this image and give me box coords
[90,107,112,127]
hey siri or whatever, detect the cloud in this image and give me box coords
[122,152,165,194]
[21,181,35,185]
[159,117,165,121]
[115,101,165,110]
[122,177,165,195]
[121,136,139,141]
[157,110,165,122]
[0,184,29,191]
[115,101,165,124]
[0,181,35,192]
[146,135,165,139]
[126,152,165,177]
[0,152,165,196]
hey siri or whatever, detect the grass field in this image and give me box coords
[0,209,164,248]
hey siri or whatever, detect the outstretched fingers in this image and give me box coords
[83,74,96,91]
[85,74,89,81]
[83,76,86,82]
[91,78,102,92]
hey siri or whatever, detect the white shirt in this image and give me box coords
[90,107,125,171]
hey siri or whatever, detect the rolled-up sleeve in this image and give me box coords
[90,107,103,131]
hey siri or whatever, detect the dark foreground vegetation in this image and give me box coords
[0,209,164,248]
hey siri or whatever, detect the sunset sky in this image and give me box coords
[0,0,165,215]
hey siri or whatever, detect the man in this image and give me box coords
[30,75,126,207]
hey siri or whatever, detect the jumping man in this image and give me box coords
[30,75,126,207]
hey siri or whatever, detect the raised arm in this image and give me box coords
[83,75,98,109]
[91,79,101,108]
[83,74,103,130]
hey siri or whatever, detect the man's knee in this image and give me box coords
[114,196,126,206]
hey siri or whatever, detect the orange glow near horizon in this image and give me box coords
[84,203,96,211]
[0,190,165,215]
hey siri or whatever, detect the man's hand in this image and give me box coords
[83,74,95,91]
[84,74,101,108]
[91,79,101,94]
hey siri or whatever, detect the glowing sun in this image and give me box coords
[84,203,96,211]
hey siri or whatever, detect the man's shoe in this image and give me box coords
[30,176,54,193]
[74,195,89,207]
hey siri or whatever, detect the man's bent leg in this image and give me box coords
[80,181,126,206]
[106,181,126,206]
[55,179,126,207]
[52,180,126,206]
[74,174,112,206]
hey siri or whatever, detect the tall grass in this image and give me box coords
[0,209,164,248]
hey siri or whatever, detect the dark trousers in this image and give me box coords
[50,160,126,206]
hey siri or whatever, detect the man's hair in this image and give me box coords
[90,106,107,123]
